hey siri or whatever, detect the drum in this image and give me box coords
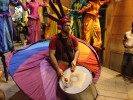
[59,66,98,100]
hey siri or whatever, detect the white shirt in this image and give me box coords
[124,31,133,54]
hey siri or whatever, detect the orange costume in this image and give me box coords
[79,0,110,50]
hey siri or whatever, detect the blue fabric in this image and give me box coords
[0,0,20,15]
[8,40,50,77]
[69,1,87,18]
[0,16,14,53]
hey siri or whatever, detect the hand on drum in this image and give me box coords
[57,68,64,77]
[71,60,76,72]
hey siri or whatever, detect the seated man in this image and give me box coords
[49,17,80,77]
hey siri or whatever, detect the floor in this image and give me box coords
[96,67,133,100]
[0,43,133,100]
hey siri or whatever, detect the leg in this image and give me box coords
[0,53,8,81]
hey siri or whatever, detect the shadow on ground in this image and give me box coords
[9,91,29,100]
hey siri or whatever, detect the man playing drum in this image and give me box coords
[49,17,98,100]
[49,17,80,77]
[49,17,80,99]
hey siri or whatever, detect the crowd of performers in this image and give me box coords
[0,0,110,99]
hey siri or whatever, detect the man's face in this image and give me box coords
[62,22,71,35]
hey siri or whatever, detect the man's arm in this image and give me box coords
[123,34,127,48]
[71,46,80,71]
[49,49,63,76]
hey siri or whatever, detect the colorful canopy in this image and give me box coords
[6,39,100,99]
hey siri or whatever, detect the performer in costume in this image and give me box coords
[18,0,48,44]
[69,0,87,38]
[0,0,20,81]
[78,0,110,53]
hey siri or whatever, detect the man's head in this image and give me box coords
[58,17,71,35]
[62,22,71,35]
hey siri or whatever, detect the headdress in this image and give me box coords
[47,0,70,30]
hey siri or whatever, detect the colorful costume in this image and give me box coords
[19,1,47,44]
[69,0,87,38]
[79,0,110,50]
[45,4,69,38]
[0,0,19,53]
[0,0,20,81]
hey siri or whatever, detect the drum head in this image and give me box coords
[59,66,92,94]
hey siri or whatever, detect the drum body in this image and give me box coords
[59,66,98,100]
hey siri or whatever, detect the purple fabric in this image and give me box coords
[40,60,57,100]
[13,50,58,99]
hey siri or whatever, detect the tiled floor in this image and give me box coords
[96,67,129,100]
[0,43,133,100]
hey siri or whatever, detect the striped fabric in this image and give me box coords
[0,15,14,53]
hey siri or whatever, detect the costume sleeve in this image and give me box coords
[49,36,56,50]
[62,5,70,11]
[100,0,110,6]
[38,2,48,7]
[79,3,91,13]
[19,1,30,11]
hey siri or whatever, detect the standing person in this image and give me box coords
[69,0,87,38]
[18,0,48,44]
[0,0,20,81]
[49,17,80,99]
[78,0,110,54]
[121,22,133,83]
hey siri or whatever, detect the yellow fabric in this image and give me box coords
[45,4,69,38]
[83,15,102,49]
[79,1,110,49]
[77,42,99,74]
[78,42,91,60]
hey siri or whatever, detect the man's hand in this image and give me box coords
[57,68,64,77]
[71,60,76,72]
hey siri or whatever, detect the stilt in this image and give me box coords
[0,54,8,81]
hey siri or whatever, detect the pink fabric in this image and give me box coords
[9,50,67,99]
[27,18,41,44]
[14,51,47,99]
[20,1,46,44]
